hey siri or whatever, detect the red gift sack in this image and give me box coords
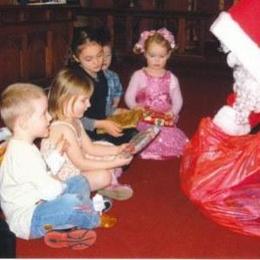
[180,117,260,237]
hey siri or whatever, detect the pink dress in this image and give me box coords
[125,69,188,160]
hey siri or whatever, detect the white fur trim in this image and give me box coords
[213,106,250,136]
[210,12,260,84]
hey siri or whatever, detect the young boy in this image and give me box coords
[0,83,99,250]
[100,26,124,116]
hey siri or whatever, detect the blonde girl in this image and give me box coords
[41,67,133,200]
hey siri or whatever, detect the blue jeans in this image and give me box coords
[30,175,100,238]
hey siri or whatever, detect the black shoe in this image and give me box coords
[103,197,113,213]
[0,219,16,258]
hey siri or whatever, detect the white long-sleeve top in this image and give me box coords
[0,139,65,239]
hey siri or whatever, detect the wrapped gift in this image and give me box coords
[97,109,143,134]
[122,125,161,156]
[142,108,174,126]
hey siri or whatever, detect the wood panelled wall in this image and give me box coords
[90,0,235,11]
[0,1,237,90]
[0,6,74,90]
[76,7,216,61]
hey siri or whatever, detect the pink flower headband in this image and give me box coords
[134,28,175,53]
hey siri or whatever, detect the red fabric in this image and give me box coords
[226,92,260,128]
[226,92,236,105]
[229,0,260,44]
[180,117,260,237]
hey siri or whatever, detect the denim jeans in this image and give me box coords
[30,175,100,238]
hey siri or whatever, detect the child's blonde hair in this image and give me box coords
[0,83,45,130]
[48,67,93,120]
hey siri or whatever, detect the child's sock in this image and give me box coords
[92,193,113,213]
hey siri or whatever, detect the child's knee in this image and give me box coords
[83,170,112,191]
[93,170,112,190]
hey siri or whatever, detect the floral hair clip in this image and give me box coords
[134,28,175,53]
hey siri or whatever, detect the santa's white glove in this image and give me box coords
[213,105,250,136]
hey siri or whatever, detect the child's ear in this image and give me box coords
[17,115,29,131]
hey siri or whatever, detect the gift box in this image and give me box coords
[128,125,160,154]
[97,109,143,134]
[122,125,160,156]
[142,108,174,126]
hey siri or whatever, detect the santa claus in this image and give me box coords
[180,0,260,237]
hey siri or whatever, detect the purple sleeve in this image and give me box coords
[124,70,143,109]
[169,73,183,116]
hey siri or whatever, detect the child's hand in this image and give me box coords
[115,143,136,160]
[112,97,120,108]
[45,136,67,176]
[165,111,173,117]
[166,111,179,123]
[101,120,123,137]
[134,106,145,111]
[117,143,134,154]
[115,153,133,166]
[112,108,129,115]
[173,113,179,123]
[53,134,69,155]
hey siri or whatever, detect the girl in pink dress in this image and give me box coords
[125,28,188,160]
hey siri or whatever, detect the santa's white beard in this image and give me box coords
[212,51,260,136]
[228,52,260,124]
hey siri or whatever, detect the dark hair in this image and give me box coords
[95,26,112,46]
[67,26,102,66]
